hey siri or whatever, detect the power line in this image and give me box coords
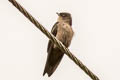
[8,0,99,80]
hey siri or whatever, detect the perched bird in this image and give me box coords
[43,12,74,77]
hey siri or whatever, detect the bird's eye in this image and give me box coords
[62,14,66,17]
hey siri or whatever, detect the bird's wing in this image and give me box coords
[47,22,58,52]
[43,22,59,76]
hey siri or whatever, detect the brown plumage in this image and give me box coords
[43,12,74,77]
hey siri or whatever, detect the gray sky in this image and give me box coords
[0,0,120,80]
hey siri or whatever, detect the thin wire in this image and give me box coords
[8,0,99,80]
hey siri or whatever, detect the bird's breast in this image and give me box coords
[55,23,74,47]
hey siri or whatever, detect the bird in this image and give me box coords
[43,12,74,77]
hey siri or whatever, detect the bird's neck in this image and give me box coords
[58,19,72,26]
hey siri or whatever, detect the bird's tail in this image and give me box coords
[43,52,64,77]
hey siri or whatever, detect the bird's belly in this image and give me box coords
[56,27,73,47]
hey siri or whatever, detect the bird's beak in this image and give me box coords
[56,12,60,16]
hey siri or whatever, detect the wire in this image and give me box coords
[8,0,99,80]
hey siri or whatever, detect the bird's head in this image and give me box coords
[56,12,72,25]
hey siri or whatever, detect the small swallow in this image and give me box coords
[43,12,74,77]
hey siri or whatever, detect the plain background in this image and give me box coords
[0,0,120,80]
